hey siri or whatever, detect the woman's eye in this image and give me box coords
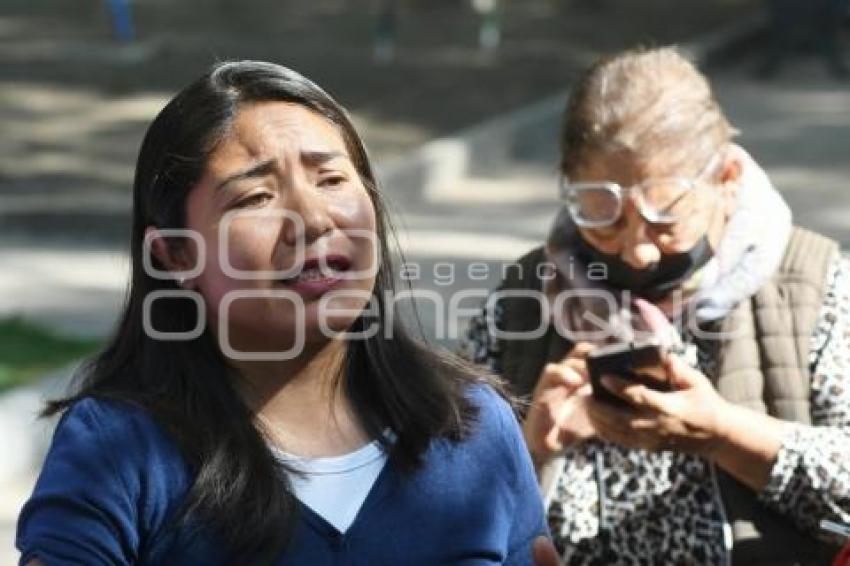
[318,175,346,188]
[235,193,273,208]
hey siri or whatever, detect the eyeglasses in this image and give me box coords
[560,154,720,229]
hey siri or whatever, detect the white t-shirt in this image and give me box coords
[273,440,388,534]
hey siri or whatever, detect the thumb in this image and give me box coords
[664,353,703,389]
[532,536,560,566]
[634,297,671,334]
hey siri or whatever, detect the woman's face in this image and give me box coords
[570,150,737,270]
[181,101,378,358]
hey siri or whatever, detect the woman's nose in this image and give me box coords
[280,176,333,247]
[619,200,661,269]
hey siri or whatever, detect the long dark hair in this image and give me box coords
[45,61,490,560]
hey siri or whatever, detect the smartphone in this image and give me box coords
[587,339,670,406]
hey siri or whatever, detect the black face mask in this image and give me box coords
[575,234,714,301]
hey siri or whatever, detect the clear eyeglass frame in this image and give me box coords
[559,153,722,229]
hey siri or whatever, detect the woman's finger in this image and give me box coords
[587,398,636,438]
[540,362,586,392]
[565,342,595,361]
[663,353,706,389]
[587,397,665,449]
[600,375,671,415]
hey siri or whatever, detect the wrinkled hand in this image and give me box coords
[523,343,596,468]
[587,353,730,456]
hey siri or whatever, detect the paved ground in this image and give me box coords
[2,1,849,560]
[0,0,761,253]
[0,0,758,157]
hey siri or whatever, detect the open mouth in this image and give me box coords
[279,255,351,284]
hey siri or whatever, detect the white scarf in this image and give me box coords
[691,144,792,322]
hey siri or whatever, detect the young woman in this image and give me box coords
[16,61,548,565]
[466,47,850,564]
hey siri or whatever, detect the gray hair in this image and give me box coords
[560,46,738,177]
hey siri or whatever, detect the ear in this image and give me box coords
[719,151,742,185]
[717,151,743,217]
[145,226,198,288]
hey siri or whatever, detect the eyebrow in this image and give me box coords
[301,150,348,167]
[215,151,349,190]
[216,158,276,191]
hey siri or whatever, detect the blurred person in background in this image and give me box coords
[15,60,550,565]
[466,47,850,564]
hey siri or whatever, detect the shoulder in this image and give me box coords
[42,395,191,506]
[412,382,532,499]
[56,396,185,468]
[762,228,842,313]
[831,251,850,287]
[60,395,159,436]
[777,227,840,283]
[457,384,545,530]
[809,251,850,362]
[501,246,546,289]
[465,382,517,430]
[65,396,191,493]
[17,397,192,564]
[461,383,526,472]
[42,396,190,522]
[514,246,547,268]
[821,251,850,301]
[806,247,850,321]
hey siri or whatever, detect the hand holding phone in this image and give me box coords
[523,343,596,467]
[587,339,671,406]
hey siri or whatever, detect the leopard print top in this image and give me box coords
[464,254,850,564]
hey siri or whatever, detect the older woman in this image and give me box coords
[466,47,850,564]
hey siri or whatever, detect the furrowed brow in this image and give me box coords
[301,150,348,168]
[216,158,276,190]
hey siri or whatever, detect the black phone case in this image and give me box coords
[587,342,669,406]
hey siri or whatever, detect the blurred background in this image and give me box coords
[1,0,849,560]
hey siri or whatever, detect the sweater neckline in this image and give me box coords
[296,456,398,540]
[271,439,385,476]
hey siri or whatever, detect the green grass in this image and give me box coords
[0,317,102,393]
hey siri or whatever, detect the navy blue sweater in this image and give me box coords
[16,385,547,565]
